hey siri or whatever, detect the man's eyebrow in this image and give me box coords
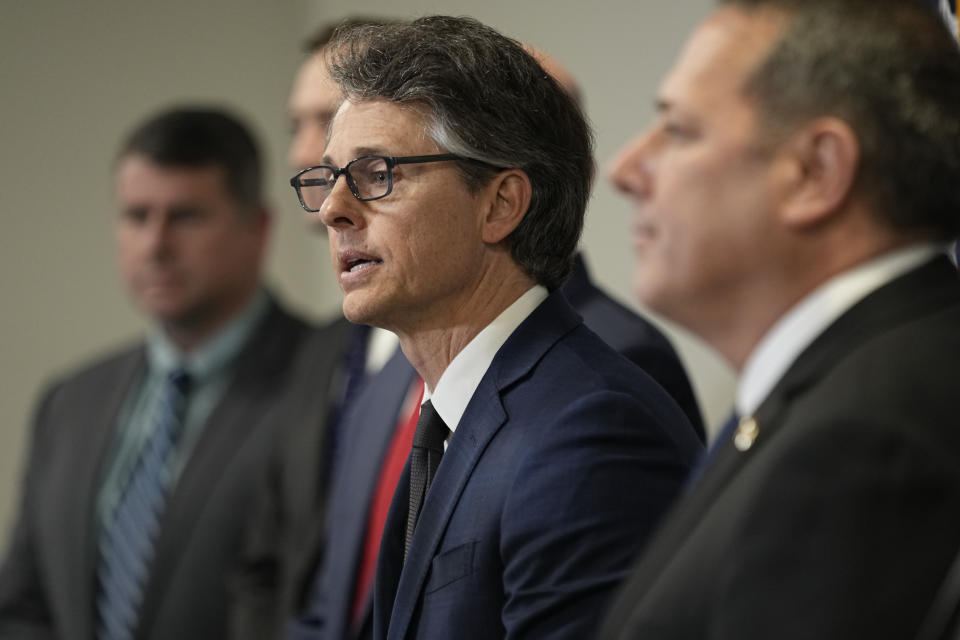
[322,146,389,165]
[654,97,671,113]
[354,146,388,157]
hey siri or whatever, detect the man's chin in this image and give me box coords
[633,276,673,319]
[342,293,391,330]
[138,298,186,321]
[138,297,201,330]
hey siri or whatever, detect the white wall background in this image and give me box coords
[0,0,735,550]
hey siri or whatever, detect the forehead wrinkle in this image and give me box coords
[325,101,441,165]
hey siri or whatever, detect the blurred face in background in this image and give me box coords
[289,49,341,170]
[609,7,785,339]
[115,153,267,348]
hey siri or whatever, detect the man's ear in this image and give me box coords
[480,169,532,244]
[775,117,860,229]
[248,204,272,251]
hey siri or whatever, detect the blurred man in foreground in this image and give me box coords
[0,107,345,640]
[598,0,960,637]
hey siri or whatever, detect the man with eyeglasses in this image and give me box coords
[272,22,707,640]
[231,21,401,640]
[289,16,703,640]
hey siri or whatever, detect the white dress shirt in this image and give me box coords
[737,244,940,417]
[425,285,549,437]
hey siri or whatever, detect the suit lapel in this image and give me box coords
[385,392,507,640]
[322,348,418,638]
[280,316,353,605]
[382,291,581,640]
[374,460,410,640]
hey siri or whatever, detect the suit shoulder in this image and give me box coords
[41,340,143,397]
[508,328,701,450]
[570,279,676,354]
[810,303,960,417]
[545,323,662,388]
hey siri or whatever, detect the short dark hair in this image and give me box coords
[721,0,960,239]
[117,107,263,212]
[328,16,594,290]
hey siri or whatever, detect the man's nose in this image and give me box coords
[609,130,656,199]
[317,175,365,231]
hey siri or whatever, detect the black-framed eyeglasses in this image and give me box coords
[289,153,473,212]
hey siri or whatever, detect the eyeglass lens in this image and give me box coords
[297,156,391,210]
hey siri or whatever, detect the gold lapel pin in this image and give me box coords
[733,417,759,452]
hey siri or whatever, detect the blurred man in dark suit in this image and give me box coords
[0,107,348,640]
[598,0,960,638]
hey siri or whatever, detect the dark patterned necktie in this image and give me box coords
[404,400,448,561]
[97,368,191,640]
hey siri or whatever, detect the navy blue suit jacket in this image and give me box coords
[289,258,703,640]
[372,291,702,640]
[288,349,419,640]
[564,255,703,439]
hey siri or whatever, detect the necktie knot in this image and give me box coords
[163,367,192,444]
[168,367,192,394]
[412,401,448,453]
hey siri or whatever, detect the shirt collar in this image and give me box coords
[367,327,400,374]
[146,289,270,380]
[426,285,549,433]
[737,244,940,417]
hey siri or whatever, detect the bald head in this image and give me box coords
[524,45,583,107]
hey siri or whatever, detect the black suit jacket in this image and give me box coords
[232,314,353,640]
[915,543,960,639]
[597,257,960,640]
[0,296,347,640]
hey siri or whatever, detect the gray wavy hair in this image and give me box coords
[328,16,594,290]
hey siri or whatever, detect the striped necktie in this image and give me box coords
[97,368,191,640]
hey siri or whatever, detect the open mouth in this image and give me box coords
[340,251,383,274]
[346,258,382,273]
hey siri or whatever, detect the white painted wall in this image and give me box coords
[0,0,734,550]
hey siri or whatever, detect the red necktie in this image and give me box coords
[350,377,424,627]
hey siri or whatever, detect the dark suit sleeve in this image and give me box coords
[0,387,60,640]
[229,447,287,640]
[229,318,348,640]
[499,390,692,639]
[714,419,960,640]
